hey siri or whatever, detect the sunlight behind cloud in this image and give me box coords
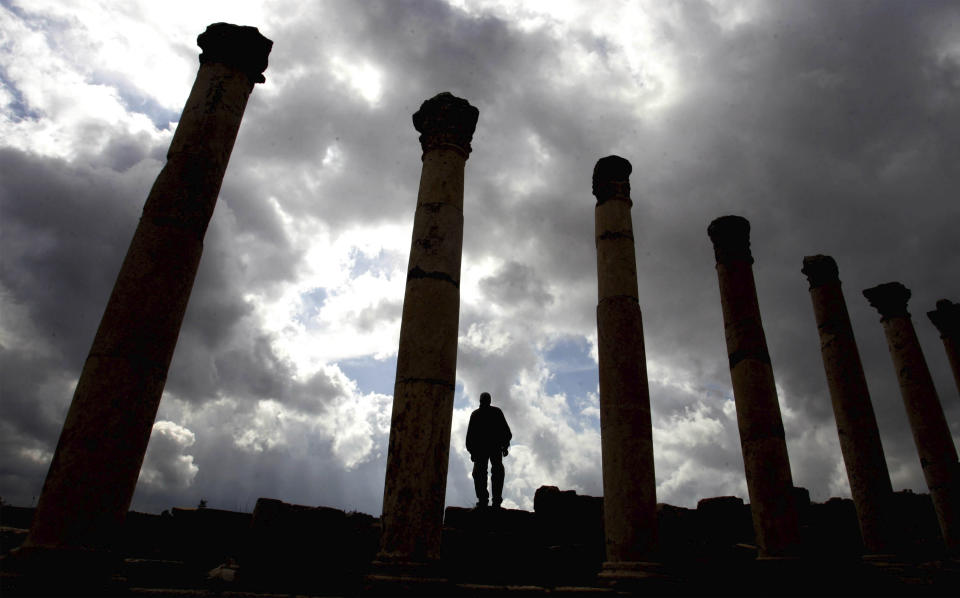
[329,56,384,106]
[248,222,409,381]
[2,0,952,521]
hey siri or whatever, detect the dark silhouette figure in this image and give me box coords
[466,392,512,508]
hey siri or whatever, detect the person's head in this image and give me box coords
[479,392,491,407]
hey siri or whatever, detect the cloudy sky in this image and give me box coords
[1,0,958,518]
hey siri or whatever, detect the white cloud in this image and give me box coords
[138,421,199,490]
[2,0,956,522]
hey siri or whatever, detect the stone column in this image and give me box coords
[863,283,960,554]
[801,255,896,555]
[592,156,659,576]
[928,299,960,396]
[707,216,800,558]
[378,92,478,567]
[22,23,272,563]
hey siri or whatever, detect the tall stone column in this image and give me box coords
[927,299,960,396]
[592,156,659,576]
[707,216,800,558]
[22,23,272,562]
[378,92,478,567]
[863,283,960,554]
[801,255,896,555]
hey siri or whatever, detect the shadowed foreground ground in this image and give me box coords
[2,486,958,596]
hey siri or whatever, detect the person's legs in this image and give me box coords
[472,454,489,506]
[490,451,504,507]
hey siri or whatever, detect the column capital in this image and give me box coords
[928,299,960,339]
[198,23,273,84]
[707,215,753,265]
[592,155,632,205]
[801,255,840,289]
[412,92,479,158]
[863,282,911,320]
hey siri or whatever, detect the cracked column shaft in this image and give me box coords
[863,282,960,554]
[592,156,658,570]
[24,23,272,558]
[927,299,960,396]
[708,215,800,558]
[802,255,896,555]
[378,92,478,565]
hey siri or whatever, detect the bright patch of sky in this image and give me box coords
[329,56,384,106]
[543,335,597,400]
[448,0,694,114]
[337,354,397,396]
[3,0,955,518]
[250,222,408,379]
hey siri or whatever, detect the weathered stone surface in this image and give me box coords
[4,491,958,592]
[928,299,960,395]
[696,496,753,551]
[243,498,379,593]
[442,507,542,584]
[707,215,800,558]
[805,497,864,557]
[533,487,606,585]
[169,507,252,569]
[380,379,456,563]
[592,157,658,566]
[379,92,477,566]
[21,23,271,561]
[393,281,461,383]
[863,282,960,554]
[890,490,946,558]
[802,255,897,555]
[198,23,273,84]
[534,486,605,552]
[413,92,479,157]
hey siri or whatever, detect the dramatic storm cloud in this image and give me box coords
[1,0,957,517]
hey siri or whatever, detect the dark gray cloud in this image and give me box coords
[1,0,958,518]
[479,260,553,309]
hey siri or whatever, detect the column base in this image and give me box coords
[597,561,666,590]
[365,557,449,596]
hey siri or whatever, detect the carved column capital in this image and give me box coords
[197,23,273,85]
[592,155,632,205]
[412,92,479,158]
[801,255,840,289]
[707,215,753,265]
[928,299,960,339]
[863,282,911,320]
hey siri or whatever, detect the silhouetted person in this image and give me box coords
[466,392,512,508]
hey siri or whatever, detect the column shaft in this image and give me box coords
[864,283,960,554]
[801,255,896,555]
[379,93,478,565]
[592,156,658,565]
[928,299,960,396]
[24,23,271,556]
[708,216,800,558]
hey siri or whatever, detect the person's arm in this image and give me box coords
[498,409,511,456]
[466,411,477,458]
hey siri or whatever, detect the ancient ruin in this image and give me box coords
[377,92,478,569]
[863,282,960,554]
[16,23,272,572]
[3,19,960,597]
[707,216,800,557]
[591,156,659,577]
[801,255,896,556]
